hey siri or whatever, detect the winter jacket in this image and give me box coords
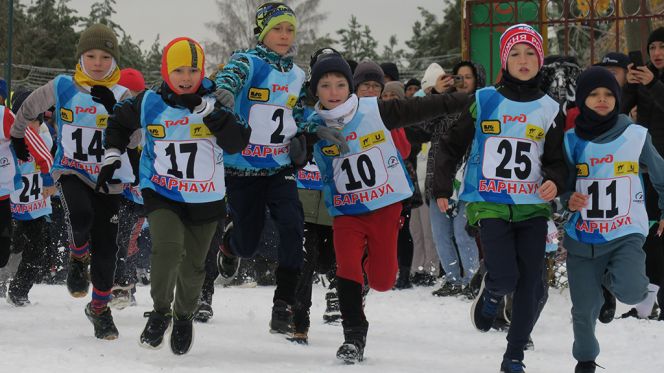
[622,62,664,156]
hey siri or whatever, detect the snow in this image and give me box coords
[1,284,662,373]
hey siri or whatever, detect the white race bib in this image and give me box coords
[153,140,215,181]
[482,137,540,182]
[333,147,388,194]
[247,104,297,145]
[577,177,631,221]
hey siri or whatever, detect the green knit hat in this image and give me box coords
[254,2,297,42]
[76,24,120,60]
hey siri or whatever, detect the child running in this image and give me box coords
[308,50,468,363]
[11,24,133,339]
[99,37,249,354]
[433,24,567,372]
[563,66,664,373]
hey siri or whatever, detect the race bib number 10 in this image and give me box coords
[332,147,388,194]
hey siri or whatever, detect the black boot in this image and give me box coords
[217,221,240,285]
[139,310,172,349]
[598,285,616,324]
[336,277,368,363]
[84,303,119,340]
[67,254,90,298]
[287,304,310,344]
[194,284,214,323]
[270,299,294,335]
[170,315,194,355]
[337,323,368,364]
[323,271,341,323]
[575,360,599,373]
[393,267,412,290]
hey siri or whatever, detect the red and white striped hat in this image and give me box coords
[499,24,544,71]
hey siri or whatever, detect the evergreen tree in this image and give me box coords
[336,16,378,61]
[23,0,81,68]
[405,1,461,71]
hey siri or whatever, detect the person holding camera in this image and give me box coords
[621,27,664,321]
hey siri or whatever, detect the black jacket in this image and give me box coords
[622,62,664,156]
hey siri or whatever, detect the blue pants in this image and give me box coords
[479,217,547,361]
[429,200,479,285]
[566,233,648,362]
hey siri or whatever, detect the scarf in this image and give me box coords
[315,94,359,128]
[73,58,121,90]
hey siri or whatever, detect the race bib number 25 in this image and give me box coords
[482,137,539,182]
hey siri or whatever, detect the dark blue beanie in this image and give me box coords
[310,53,353,97]
[574,66,622,140]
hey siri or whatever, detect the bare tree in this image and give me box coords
[204,0,327,66]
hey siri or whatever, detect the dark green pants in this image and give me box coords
[148,209,218,317]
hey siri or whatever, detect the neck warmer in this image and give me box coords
[315,94,359,128]
[74,58,120,90]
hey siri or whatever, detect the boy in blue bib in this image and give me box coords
[309,51,468,363]
[563,67,664,373]
[99,37,249,354]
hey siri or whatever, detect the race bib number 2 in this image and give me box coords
[247,104,297,145]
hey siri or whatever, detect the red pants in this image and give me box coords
[333,203,402,291]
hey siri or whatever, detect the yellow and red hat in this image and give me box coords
[161,37,205,92]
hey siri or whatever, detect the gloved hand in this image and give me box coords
[289,134,307,168]
[11,136,30,161]
[316,126,349,154]
[178,94,205,113]
[95,148,122,194]
[214,89,235,108]
[91,85,117,113]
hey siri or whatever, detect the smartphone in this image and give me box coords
[452,75,464,88]
[628,50,644,69]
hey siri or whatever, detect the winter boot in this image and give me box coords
[67,254,90,298]
[500,358,525,373]
[270,299,294,335]
[575,361,600,373]
[598,285,616,324]
[324,274,342,324]
[393,267,412,290]
[216,221,240,285]
[139,311,172,349]
[432,282,463,297]
[471,274,502,332]
[84,302,119,340]
[6,291,30,307]
[336,323,368,364]
[194,287,214,323]
[170,315,194,355]
[288,305,310,344]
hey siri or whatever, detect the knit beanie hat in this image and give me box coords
[353,60,384,91]
[648,27,664,55]
[382,81,405,100]
[380,62,400,81]
[0,79,6,100]
[77,23,120,60]
[405,78,421,90]
[499,24,544,71]
[310,50,353,96]
[421,63,445,91]
[254,2,297,42]
[118,68,146,92]
[574,66,621,140]
[161,37,205,93]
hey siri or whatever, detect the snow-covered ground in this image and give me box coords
[1,283,662,373]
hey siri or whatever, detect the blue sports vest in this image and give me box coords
[564,125,649,244]
[139,90,225,203]
[459,86,559,204]
[53,75,134,184]
[10,127,53,220]
[224,54,306,171]
[122,184,144,205]
[0,107,22,196]
[296,161,323,191]
[313,97,414,216]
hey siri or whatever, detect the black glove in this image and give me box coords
[11,136,30,161]
[91,85,117,113]
[179,94,204,113]
[289,134,307,169]
[95,149,122,194]
[202,108,229,133]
